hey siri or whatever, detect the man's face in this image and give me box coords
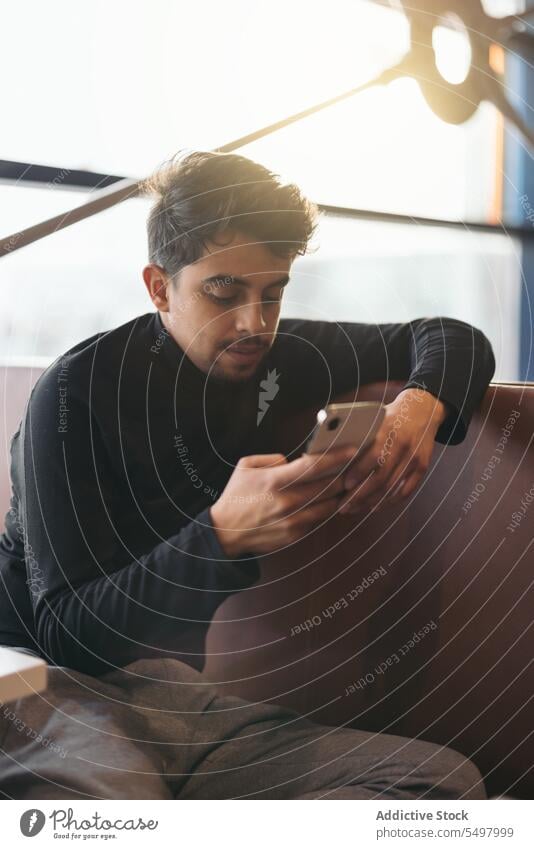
[143,229,292,383]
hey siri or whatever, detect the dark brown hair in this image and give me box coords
[140,150,319,279]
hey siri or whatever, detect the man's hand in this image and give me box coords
[209,444,356,557]
[338,388,449,516]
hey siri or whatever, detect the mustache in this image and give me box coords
[222,338,268,351]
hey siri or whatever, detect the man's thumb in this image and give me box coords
[238,453,287,469]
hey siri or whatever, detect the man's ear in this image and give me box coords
[142,264,171,311]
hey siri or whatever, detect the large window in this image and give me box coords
[0,0,529,380]
[0,189,521,380]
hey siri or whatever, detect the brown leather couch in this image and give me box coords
[205,380,534,800]
[1,365,533,798]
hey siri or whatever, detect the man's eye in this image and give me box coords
[207,292,237,304]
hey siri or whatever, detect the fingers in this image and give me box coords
[238,453,288,469]
[287,472,347,507]
[293,493,343,526]
[340,447,412,514]
[396,470,424,500]
[338,469,378,514]
[386,473,409,501]
[343,442,384,488]
[341,454,428,514]
[276,445,357,487]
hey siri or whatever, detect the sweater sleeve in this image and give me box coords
[278,316,496,445]
[16,364,259,677]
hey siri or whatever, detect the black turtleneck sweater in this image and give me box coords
[0,311,495,676]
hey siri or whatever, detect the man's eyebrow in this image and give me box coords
[201,274,290,288]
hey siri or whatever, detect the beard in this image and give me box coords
[209,345,269,386]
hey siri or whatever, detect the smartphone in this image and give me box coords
[305,401,385,455]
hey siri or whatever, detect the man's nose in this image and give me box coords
[234,300,268,335]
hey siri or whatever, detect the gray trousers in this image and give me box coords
[0,651,486,800]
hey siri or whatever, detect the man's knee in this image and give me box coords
[417,742,486,799]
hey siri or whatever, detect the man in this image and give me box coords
[0,150,494,799]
